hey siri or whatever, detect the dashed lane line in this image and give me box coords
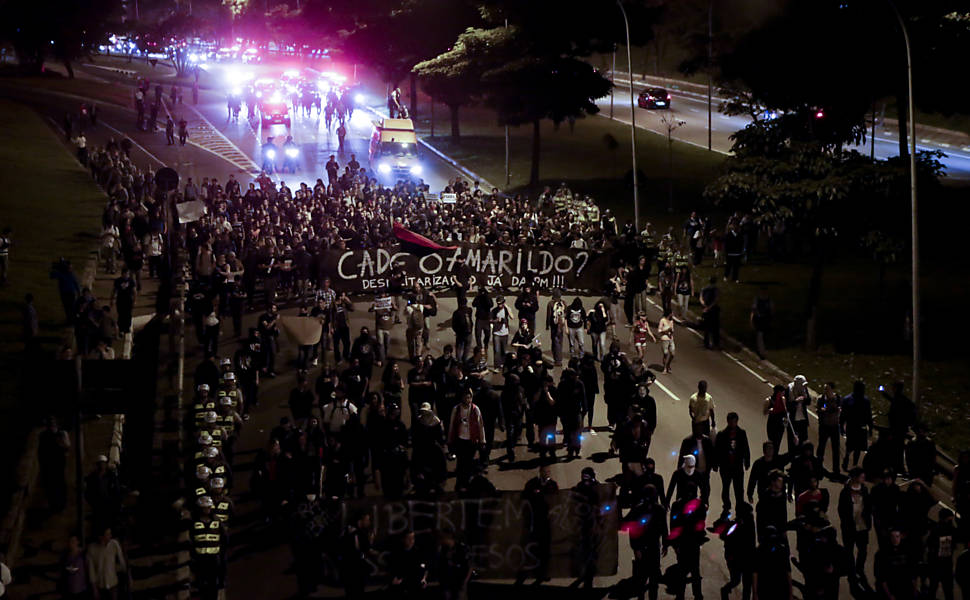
[653,379,680,402]
[722,351,768,383]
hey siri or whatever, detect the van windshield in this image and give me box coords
[379,142,416,158]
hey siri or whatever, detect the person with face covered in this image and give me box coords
[666,454,706,508]
[786,375,811,453]
[602,342,632,430]
[350,326,379,380]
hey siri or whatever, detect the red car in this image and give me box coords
[638,87,671,109]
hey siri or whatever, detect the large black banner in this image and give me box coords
[341,486,619,579]
[325,245,612,293]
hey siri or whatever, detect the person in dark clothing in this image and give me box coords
[837,468,871,585]
[788,442,823,500]
[882,380,916,475]
[626,484,668,600]
[723,223,743,282]
[375,405,409,500]
[533,375,559,461]
[520,466,558,584]
[557,368,586,459]
[815,382,843,476]
[39,417,70,512]
[756,469,788,542]
[747,440,788,503]
[905,425,937,485]
[715,501,756,600]
[472,287,493,356]
[714,412,751,512]
[666,454,706,508]
[677,432,715,506]
[349,326,378,379]
[840,381,873,471]
[926,508,957,600]
[578,353,600,432]
[869,468,900,549]
[288,372,315,426]
[602,343,633,429]
[874,528,917,600]
[500,373,527,461]
[699,276,721,349]
[668,482,707,600]
[339,513,376,598]
[752,526,794,600]
[571,467,603,589]
[514,283,540,333]
[452,255,471,306]
[435,532,471,600]
[331,292,354,361]
[452,298,473,362]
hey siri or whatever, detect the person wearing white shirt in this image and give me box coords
[87,527,126,600]
[322,389,358,435]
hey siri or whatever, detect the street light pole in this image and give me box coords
[504,18,511,187]
[886,0,919,405]
[707,0,713,151]
[617,0,639,230]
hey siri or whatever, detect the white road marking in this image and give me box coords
[654,378,680,402]
[97,121,167,167]
[598,112,731,155]
[721,351,767,382]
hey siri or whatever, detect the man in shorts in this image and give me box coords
[658,308,675,373]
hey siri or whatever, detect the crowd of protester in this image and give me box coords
[20,135,969,600]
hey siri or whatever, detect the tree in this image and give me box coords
[1,0,123,76]
[483,40,612,184]
[413,28,497,142]
[342,0,479,117]
[703,111,939,348]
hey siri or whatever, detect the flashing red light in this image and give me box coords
[815,109,825,119]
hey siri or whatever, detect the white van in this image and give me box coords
[369,118,422,179]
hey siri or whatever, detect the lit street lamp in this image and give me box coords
[617,0,639,230]
[885,0,920,405]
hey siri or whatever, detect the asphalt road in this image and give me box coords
[604,76,970,182]
[1,72,956,599]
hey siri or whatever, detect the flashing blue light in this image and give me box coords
[579,435,585,442]
[727,523,738,536]
[640,518,647,525]
[670,450,678,456]
[692,449,699,455]
[547,433,554,440]
[603,504,612,512]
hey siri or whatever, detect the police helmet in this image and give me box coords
[210,477,226,490]
[220,357,232,367]
[197,495,214,508]
[203,411,218,424]
[203,446,219,459]
[197,431,213,446]
[195,464,212,480]
[219,395,234,407]
[222,372,236,382]
[196,383,210,393]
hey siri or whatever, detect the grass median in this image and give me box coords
[0,99,105,508]
[418,100,970,454]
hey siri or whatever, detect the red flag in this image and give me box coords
[392,222,458,254]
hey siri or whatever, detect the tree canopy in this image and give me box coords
[1,0,123,76]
